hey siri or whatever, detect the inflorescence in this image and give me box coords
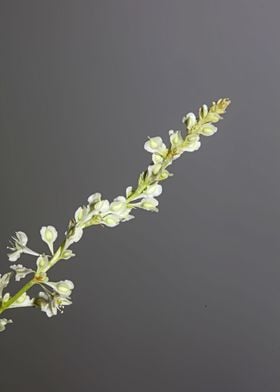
[0,98,231,333]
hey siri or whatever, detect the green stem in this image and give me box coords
[0,279,35,314]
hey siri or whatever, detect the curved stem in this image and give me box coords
[0,98,231,320]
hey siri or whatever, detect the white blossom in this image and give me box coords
[142,183,162,198]
[65,226,83,247]
[45,280,74,297]
[36,255,49,272]
[87,193,110,216]
[60,249,75,260]
[1,293,10,303]
[152,153,164,164]
[169,130,184,147]
[135,197,159,212]
[40,226,58,255]
[74,206,92,226]
[92,199,110,214]
[199,123,217,136]
[147,163,162,177]
[0,272,12,299]
[109,196,128,216]
[183,134,201,152]
[103,196,135,224]
[87,192,102,205]
[126,186,133,198]
[182,112,197,129]
[10,264,34,282]
[102,214,121,227]
[144,137,167,155]
[200,104,208,118]
[0,318,12,332]
[37,291,72,318]
[9,293,34,308]
[7,231,39,262]
[168,130,185,159]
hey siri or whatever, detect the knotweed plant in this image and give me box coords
[0,98,231,333]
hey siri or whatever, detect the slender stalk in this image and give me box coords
[0,98,231,323]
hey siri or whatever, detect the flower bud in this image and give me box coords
[199,123,217,136]
[144,137,167,154]
[182,113,197,130]
[102,214,120,227]
[40,226,58,255]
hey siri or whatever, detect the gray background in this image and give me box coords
[0,1,280,391]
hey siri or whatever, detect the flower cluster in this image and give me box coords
[0,98,230,333]
[0,226,75,330]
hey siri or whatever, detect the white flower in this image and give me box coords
[0,318,12,332]
[105,196,134,222]
[60,249,75,260]
[144,137,167,154]
[74,206,91,225]
[152,153,164,164]
[125,186,133,198]
[65,226,83,247]
[183,134,201,152]
[169,130,184,147]
[142,183,162,198]
[199,123,217,136]
[37,291,72,318]
[87,193,110,215]
[0,272,12,299]
[137,197,159,212]
[36,255,49,271]
[168,130,185,159]
[110,196,127,215]
[75,202,99,227]
[92,199,110,214]
[40,226,58,255]
[45,280,74,297]
[7,231,39,262]
[10,264,34,282]
[200,104,208,118]
[147,163,162,177]
[9,293,34,308]
[102,214,120,227]
[87,192,102,205]
[182,112,197,129]
[158,169,171,180]
[1,292,10,303]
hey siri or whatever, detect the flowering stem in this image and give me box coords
[44,245,64,273]
[0,245,64,314]
[0,98,231,329]
[0,279,35,314]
